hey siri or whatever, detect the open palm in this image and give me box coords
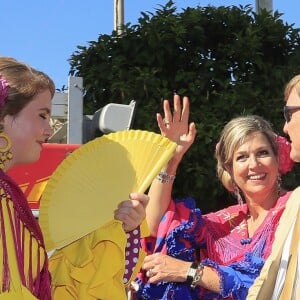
[157,95,197,161]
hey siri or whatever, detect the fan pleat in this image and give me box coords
[39,130,176,251]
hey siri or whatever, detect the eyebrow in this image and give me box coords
[235,145,269,154]
[39,107,51,114]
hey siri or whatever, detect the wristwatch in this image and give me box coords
[186,262,204,288]
[186,262,198,285]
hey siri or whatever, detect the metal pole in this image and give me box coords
[255,0,273,13]
[114,0,124,35]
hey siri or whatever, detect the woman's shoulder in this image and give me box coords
[215,203,247,216]
[204,203,247,225]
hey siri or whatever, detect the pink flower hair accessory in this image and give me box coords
[0,77,9,108]
[276,135,294,174]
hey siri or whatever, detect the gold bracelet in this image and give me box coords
[156,171,176,184]
[190,263,204,288]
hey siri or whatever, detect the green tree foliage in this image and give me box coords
[69,1,300,212]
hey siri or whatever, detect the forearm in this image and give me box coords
[199,259,258,298]
[184,261,252,296]
[153,258,254,297]
[193,265,221,293]
[146,156,182,236]
[144,256,221,293]
[147,95,196,236]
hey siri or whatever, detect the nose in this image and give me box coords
[44,122,54,138]
[249,155,260,168]
[283,121,288,134]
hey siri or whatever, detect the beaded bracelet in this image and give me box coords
[156,171,176,184]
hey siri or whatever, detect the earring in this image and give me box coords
[232,181,244,205]
[0,132,13,170]
[277,174,282,197]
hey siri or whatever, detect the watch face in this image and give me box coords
[188,267,197,278]
[187,263,197,284]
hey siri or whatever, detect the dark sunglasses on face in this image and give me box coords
[283,105,300,123]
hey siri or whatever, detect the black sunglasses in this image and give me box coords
[283,105,300,123]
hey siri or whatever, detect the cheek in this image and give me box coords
[263,158,278,173]
[287,124,300,156]
[289,123,299,139]
[290,140,300,160]
[232,162,246,180]
[9,120,36,148]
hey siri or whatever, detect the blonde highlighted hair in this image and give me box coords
[284,74,300,101]
[215,115,278,192]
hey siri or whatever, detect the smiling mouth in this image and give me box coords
[248,174,266,180]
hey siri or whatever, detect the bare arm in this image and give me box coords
[146,95,196,236]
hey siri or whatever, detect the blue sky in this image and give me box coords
[1,0,299,89]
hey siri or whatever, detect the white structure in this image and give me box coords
[50,76,136,144]
[50,76,83,144]
[98,100,136,133]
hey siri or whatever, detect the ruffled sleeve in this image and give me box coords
[49,220,146,300]
[141,197,204,255]
[136,198,204,299]
[201,253,265,299]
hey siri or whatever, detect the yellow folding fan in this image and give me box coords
[39,130,177,251]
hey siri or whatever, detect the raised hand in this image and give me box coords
[157,94,196,162]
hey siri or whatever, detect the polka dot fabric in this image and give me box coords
[123,228,141,284]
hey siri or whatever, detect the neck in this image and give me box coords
[246,188,280,220]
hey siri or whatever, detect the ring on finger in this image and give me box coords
[147,268,154,277]
[163,119,170,126]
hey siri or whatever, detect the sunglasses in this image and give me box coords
[283,105,300,123]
